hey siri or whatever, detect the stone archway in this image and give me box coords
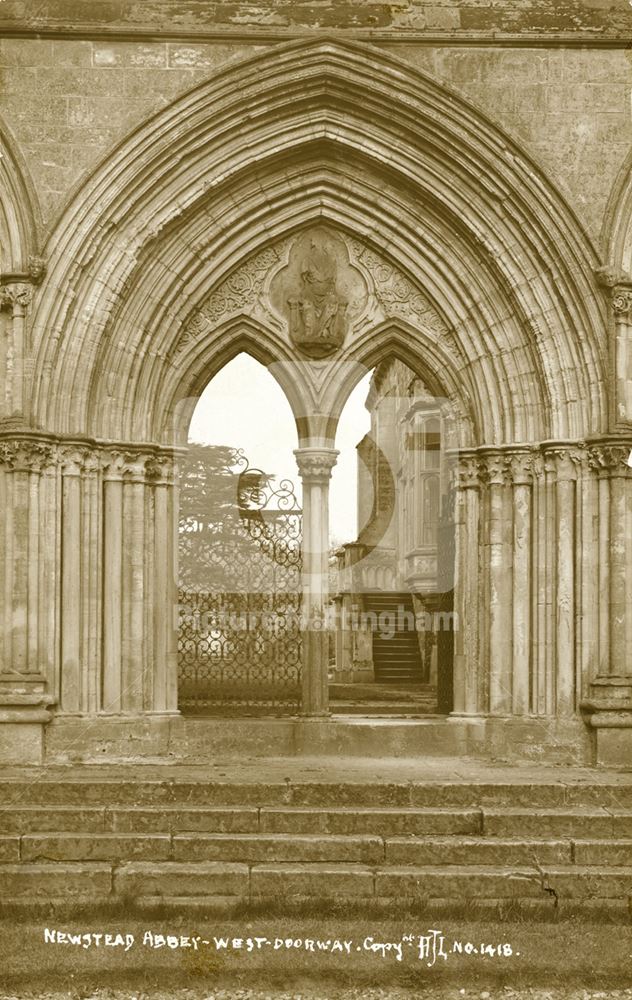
[1,37,628,765]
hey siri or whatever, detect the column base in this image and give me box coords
[581,677,632,768]
[0,680,55,764]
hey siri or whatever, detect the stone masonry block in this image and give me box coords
[51,40,92,66]
[375,866,548,900]
[0,39,53,66]
[0,863,112,898]
[0,806,106,834]
[113,862,249,898]
[385,837,572,866]
[0,836,20,862]
[21,834,172,862]
[544,867,632,899]
[92,43,168,67]
[259,806,481,836]
[611,812,632,837]
[166,43,248,69]
[173,833,384,864]
[251,863,374,897]
[572,840,632,866]
[106,806,259,834]
[483,809,615,838]
[546,84,628,114]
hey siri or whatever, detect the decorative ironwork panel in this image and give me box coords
[177,447,302,715]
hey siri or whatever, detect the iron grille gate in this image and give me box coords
[177,450,303,715]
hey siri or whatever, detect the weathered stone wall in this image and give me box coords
[1,0,631,35]
[1,2,631,765]
[0,4,631,240]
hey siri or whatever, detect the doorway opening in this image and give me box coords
[329,359,455,716]
[177,353,303,716]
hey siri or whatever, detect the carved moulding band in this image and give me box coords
[449,443,606,490]
[586,438,632,477]
[0,433,180,482]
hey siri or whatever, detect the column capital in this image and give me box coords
[0,282,33,316]
[294,446,339,483]
[481,451,509,486]
[0,435,57,473]
[586,439,632,478]
[453,453,484,490]
[506,450,535,486]
[541,444,584,481]
[612,287,632,318]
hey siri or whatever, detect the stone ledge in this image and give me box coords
[1,3,631,41]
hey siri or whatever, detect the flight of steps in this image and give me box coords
[0,774,631,913]
[329,683,438,717]
[364,592,424,684]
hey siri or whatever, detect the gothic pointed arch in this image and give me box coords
[27,36,606,445]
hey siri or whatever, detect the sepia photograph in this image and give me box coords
[0,1,631,997]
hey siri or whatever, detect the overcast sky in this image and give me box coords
[188,353,372,543]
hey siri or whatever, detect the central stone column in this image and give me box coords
[294,446,338,717]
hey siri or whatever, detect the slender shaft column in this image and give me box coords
[121,458,146,713]
[546,447,580,718]
[508,451,533,716]
[60,449,84,713]
[0,284,32,417]
[102,454,124,712]
[610,287,632,425]
[294,446,338,717]
[147,454,179,715]
[452,455,482,716]
[485,453,512,715]
[81,453,101,714]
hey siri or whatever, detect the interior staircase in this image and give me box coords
[364,591,425,684]
[0,767,630,914]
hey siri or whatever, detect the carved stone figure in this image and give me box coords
[271,228,366,359]
[287,240,347,357]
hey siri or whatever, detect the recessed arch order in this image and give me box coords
[28,37,608,448]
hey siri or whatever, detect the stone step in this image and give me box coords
[3,804,631,838]
[1,781,631,809]
[172,833,383,864]
[483,808,632,838]
[12,830,632,867]
[258,806,482,835]
[330,703,438,716]
[384,836,572,866]
[0,858,630,907]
